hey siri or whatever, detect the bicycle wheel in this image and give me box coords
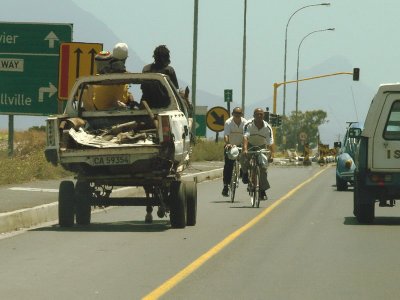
[254,166,260,208]
[249,161,259,207]
[230,160,239,203]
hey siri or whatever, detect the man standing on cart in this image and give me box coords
[222,107,247,197]
[241,108,274,200]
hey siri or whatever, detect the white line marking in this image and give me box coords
[9,187,59,193]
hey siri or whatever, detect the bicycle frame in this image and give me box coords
[229,147,242,203]
[246,146,270,208]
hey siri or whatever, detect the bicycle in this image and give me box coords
[246,146,270,208]
[229,147,242,203]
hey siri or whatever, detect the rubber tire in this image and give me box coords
[169,181,187,228]
[230,162,238,203]
[185,181,197,226]
[59,180,75,227]
[254,166,260,208]
[75,181,92,226]
[336,174,348,191]
[354,176,374,223]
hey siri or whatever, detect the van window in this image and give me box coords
[383,100,400,140]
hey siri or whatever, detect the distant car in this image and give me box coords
[335,122,363,191]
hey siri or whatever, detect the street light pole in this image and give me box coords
[295,28,335,117]
[283,2,330,117]
[191,0,199,139]
[241,0,247,115]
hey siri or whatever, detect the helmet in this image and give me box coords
[95,50,112,74]
[113,42,128,60]
[227,146,239,160]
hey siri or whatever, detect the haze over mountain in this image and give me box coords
[0,0,380,146]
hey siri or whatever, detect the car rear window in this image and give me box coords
[383,100,400,140]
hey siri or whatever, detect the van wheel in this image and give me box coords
[185,181,197,226]
[336,174,348,191]
[59,181,75,227]
[75,181,92,226]
[354,177,374,223]
[169,181,187,228]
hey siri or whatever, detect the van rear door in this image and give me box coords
[372,93,400,170]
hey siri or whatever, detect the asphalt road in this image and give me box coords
[1,164,400,299]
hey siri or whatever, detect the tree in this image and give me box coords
[275,110,328,150]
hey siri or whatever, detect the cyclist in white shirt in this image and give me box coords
[222,107,247,197]
[242,108,274,200]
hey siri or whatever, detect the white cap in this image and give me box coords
[113,42,128,60]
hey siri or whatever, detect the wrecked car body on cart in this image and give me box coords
[45,72,196,228]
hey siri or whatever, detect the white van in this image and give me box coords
[353,83,400,223]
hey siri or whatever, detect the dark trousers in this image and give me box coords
[223,151,235,185]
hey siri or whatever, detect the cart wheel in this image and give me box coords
[59,181,75,227]
[75,181,92,226]
[185,181,197,226]
[169,181,187,228]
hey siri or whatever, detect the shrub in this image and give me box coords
[190,138,224,161]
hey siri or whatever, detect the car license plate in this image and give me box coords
[90,155,130,166]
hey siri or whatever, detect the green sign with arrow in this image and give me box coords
[0,22,73,115]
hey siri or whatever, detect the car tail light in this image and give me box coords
[369,173,392,186]
[161,115,172,142]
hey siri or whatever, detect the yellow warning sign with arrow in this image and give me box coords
[206,106,229,132]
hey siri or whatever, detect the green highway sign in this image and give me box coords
[0,22,73,115]
[224,89,232,102]
[195,114,206,136]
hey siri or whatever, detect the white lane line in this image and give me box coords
[9,187,59,193]
[7,168,223,194]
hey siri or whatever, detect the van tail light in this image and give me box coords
[161,115,172,142]
[369,173,392,186]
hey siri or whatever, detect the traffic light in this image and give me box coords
[353,68,360,81]
[269,113,277,127]
[264,111,270,122]
[277,115,282,126]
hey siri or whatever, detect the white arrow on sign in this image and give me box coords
[44,31,59,48]
[38,82,57,102]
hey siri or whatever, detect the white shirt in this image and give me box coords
[224,116,247,146]
[243,119,274,146]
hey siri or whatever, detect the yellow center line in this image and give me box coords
[143,166,330,299]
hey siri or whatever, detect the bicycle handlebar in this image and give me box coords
[246,148,270,155]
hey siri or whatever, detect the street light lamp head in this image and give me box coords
[321,2,331,5]
[328,28,335,31]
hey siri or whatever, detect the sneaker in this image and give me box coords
[260,190,268,200]
[222,185,229,197]
[242,172,249,184]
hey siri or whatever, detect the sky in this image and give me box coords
[67,0,399,98]
[1,0,400,145]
